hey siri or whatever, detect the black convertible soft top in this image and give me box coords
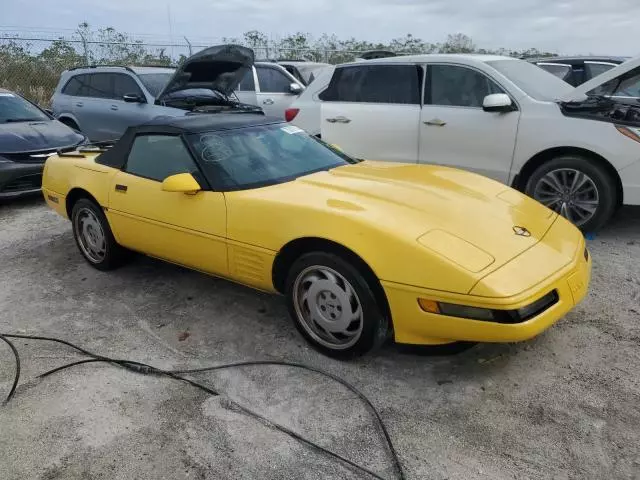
[95,114,282,168]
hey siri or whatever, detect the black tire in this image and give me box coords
[285,252,389,359]
[524,155,617,232]
[71,198,129,271]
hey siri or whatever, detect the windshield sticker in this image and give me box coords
[281,125,304,135]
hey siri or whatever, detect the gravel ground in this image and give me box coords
[1,198,639,480]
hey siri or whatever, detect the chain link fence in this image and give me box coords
[0,34,374,106]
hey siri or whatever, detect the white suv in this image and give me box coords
[287,54,640,231]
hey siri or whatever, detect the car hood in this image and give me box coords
[155,44,254,102]
[560,53,640,102]
[0,119,85,154]
[298,161,559,274]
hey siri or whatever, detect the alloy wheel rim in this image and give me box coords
[533,168,599,227]
[293,265,364,350]
[74,208,106,263]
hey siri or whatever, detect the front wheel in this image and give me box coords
[71,198,129,271]
[285,252,388,359]
[525,155,617,232]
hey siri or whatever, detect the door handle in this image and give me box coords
[75,102,84,107]
[115,184,128,192]
[326,116,351,124]
[262,98,274,105]
[110,105,119,111]
[424,118,446,127]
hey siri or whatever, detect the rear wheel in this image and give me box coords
[71,198,129,271]
[285,252,388,358]
[525,155,617,232]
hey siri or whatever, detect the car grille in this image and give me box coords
[1,174,42,193]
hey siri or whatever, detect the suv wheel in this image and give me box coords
[525,155,617,232]
[285,252,388,358]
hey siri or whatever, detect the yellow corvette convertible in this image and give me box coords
[42,114,591,357]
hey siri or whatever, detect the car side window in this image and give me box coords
[125,135,199,182]
[427,65,505,108]
[538,63,572,81]
[86,73,114,99]
[237,69,255,92]
[62,76,84,96]
[256,66,291,93]
[113,74,144,99]
[584,62,616,80]
[319,65,421,105]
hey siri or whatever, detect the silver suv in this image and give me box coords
[51,45,266,141]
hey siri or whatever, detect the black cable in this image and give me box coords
[0,333,405,480]
[0,335,20,405]
[38,358,397,480]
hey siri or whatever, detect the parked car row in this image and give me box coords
[3,43,639,233]
[287,53,640,231]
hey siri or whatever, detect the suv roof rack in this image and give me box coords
[67,64,175,72]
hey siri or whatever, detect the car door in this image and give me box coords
[107,134,227,275]
[70,73,114,141]
[106,73,152,138]
[419,63,520,183]
[255,65,301,118]
[233,68,259,106]
[319,64,421,163]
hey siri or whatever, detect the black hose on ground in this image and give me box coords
[0,333,405,480]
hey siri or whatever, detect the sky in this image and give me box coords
[3,0,640,56]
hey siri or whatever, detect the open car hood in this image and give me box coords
[560,53,640,102]
[155,44,254,103]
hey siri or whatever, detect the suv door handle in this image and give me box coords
[75,102,84,107]
[326,116,351,124]
[262,99,274,105]
[424,118,446,127]
[110,105,119,111]
[115,184,128,193]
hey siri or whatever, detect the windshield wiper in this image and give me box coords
[4,118,46,123]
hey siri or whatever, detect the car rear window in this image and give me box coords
[319,64,422,105]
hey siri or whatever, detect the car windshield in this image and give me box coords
[138,72,174,97]
[187,124,358,190]
[0,92,49,123]
[487,59,574,101]
[588,66,640,99]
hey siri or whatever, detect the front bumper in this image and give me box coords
[0,162,44,200]
[384,236,592,346]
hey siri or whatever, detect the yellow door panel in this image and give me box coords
[107,171,227,275]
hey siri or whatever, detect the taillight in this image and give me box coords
[285,108,299,122]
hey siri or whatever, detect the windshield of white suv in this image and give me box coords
[0,92,50,123]
[487,59,574,101]
[138,72,174,97]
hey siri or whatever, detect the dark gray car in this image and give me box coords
[0,89,86,200]
[51,45,263,142]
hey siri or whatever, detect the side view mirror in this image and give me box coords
[482,93,514,113]
[161,173,201,195]
[123,93,146,103]
[289,83,304,95]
